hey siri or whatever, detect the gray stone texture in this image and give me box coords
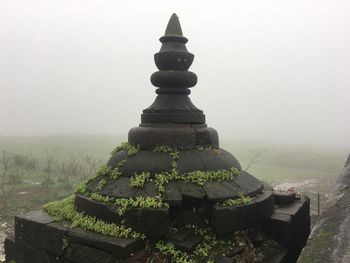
[8,210,145,263]
[265,195,310,263]
[298,154,350,263]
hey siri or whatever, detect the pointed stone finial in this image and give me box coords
[152,14,195,87]
[159,13,188,45]
[164,13,183,37]
[141,13,205,124]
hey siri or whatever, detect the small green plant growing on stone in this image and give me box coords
[75,163,124,194]
[43,196,144,239]
[89,192,111,203]
[193,243,212,258]
[111,142,140,156]
[96,178,107,191]
[96,165,112,176]
[130,172,151,188]
[155,241,194,263]
[95,164,121,180]
[169,150,180,160]
[153,145,174,154]
[219,193,252,207]
[154,172,170,193]
[115,195,169,216]
[75,180,89,195]
[183,167,239,186]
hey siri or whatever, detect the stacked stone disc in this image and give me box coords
[75,13,275,239]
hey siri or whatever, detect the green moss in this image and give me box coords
[154,173,171,193]
[183,167,239,186]
[155,241,194,263]
[96,165,121,179]
[96,178,107,191]
[152,146,239,191]
[43,196,144,239]
[218,193,252,207]
[89,192,111,203]
[154,167,239,194]
[112,142,140,156]
[75,180,89,195]
[130,172,151,188]
[169,150,180,160]
[115,195,169,216]
[153,145,174,154]
[76,163,124,194]
[155,226,236,262]
[193,242,211,258]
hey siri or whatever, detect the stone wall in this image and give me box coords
[298,154,350,263]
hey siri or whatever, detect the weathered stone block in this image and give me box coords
[235,170,263,196]
[134,181,158,197]
[255,190,275,220]
[15,242,59,263]
[15,210,67,257]
[167,228,194,242]
[106,149,128,169]
[75,194,122,224]
[163,180,183,206]
[194,127,219,148]
[265,196,310,262]
[109,177,138,198]
[124,207,169,238]
[173,205,212,228]
[203,181,240,203]
[4,235,15,262]
[172,234,202,252]
[265,213,292,247]
[273,191,296,205]
[179,181,206,205]
[68,228,144,259]
[213,202,258,235]
[120,151,172,176]
[63,243,115,263]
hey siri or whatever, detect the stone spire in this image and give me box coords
[141,13,205,124]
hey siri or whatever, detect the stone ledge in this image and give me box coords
[213,190,274,235]
[10,210,145,262]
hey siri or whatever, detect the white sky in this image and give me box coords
[0,0,349,147]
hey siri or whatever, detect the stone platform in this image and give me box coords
[5,194,310,263]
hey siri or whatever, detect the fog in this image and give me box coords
[1,0,349,147]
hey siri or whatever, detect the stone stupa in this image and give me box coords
[5,14,310,263]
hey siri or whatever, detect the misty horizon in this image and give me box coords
[1,0,350,148]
